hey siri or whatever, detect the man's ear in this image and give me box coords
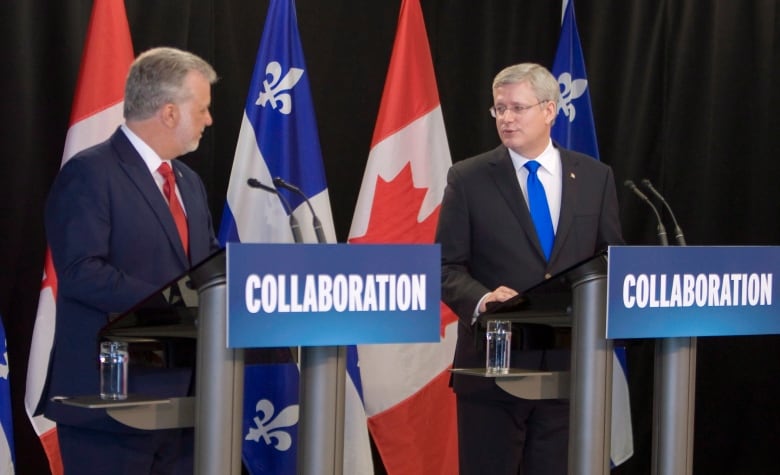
[159,103,178,128]
[544,100,557,126]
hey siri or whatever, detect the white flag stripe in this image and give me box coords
[358,322,457,416]
[343,378,373,471]
[225,115,292,243]
[62,102,125,163]
[290,190,337,244]
[23,286,55,432]
[0,433,12,475]
[349,108,450,238]
[611,352,634,465]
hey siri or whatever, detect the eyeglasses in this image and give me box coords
[489,101,547,118]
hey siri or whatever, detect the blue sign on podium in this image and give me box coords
[607,245,780,338]
[226,243,441,348]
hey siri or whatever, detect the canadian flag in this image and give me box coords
[23,1,134,473]
[347,0,459,473]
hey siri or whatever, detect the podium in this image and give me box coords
[452,253,614,475]
[61,250,244,474]
[63,243,441,475]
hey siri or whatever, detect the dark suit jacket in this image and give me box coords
[436,143,623,395]
[42,128,221,431]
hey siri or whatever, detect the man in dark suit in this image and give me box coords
[43,47,221,474]
[436,63,623,474]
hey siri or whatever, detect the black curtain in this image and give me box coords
[2,1,779,474]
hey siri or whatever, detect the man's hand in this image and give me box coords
[479,285,518,313]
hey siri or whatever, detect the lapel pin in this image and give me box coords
[570,172,576,179]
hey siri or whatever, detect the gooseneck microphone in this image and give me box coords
[246,178,303,243]
[272,177,327,244]
[624,179,668,246]
[641,179,686,246]
[247,177,276,194]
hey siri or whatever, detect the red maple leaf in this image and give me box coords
[350,162,458,335]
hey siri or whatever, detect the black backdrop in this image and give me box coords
[2,1,779,474]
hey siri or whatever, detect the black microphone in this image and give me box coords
[641,179,686,246]
[272,177,327,243]
[624,179,668,246]
[246,178,303,243]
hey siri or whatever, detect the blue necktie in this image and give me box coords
[524,160,554,260]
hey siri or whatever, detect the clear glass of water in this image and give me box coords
[486,320,511,374]
[99,341,129,400]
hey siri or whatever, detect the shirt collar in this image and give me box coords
[120,124,165,174]
[508,139,558,175]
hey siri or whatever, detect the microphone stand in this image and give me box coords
[270,177,343,474]
[272,177,327,243]
[630,178,695,475]
[624,180,668,246]
[246,178,302,243]
[641,179,686,246]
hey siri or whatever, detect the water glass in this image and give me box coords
[486,320,511,374]
[99,341,128,400]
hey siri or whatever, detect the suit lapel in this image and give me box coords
[487,146,547,260]
[550,149,580,264]
[171,161,199,257]
[111,130,190,267]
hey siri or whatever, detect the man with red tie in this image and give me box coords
[43,47,221,474]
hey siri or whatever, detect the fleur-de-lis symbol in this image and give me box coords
[245,398,299,451]
[557,72,588,123]
[0,348,8,380]
[256,61,304,115]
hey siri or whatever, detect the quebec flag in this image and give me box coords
[219,0,336,246]
[551,0,634,467]
[1,315,15,475]
[218,0,338,473]
[551,0,600,159]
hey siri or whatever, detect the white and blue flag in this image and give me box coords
[551,0,634,467]
[1,315,15,475]
[552,0,600,159]
[218,1,371,474]
[219,0,336,246]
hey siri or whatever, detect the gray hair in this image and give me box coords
[492,63,560,106]
[124,47,218,120]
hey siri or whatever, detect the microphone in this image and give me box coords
[641,179,686,246]
[247,177,276,194]
[624,180,668,246]
[246,178,302,243]
[272,177,327,244]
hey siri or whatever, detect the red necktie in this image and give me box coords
[158,162,189,257]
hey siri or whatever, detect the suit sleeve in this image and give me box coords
[597,166,625,249]
[436,165,491,323]
[45,158,159,313]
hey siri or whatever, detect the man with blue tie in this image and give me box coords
[436,63,623,475]
[43,47,222,474]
